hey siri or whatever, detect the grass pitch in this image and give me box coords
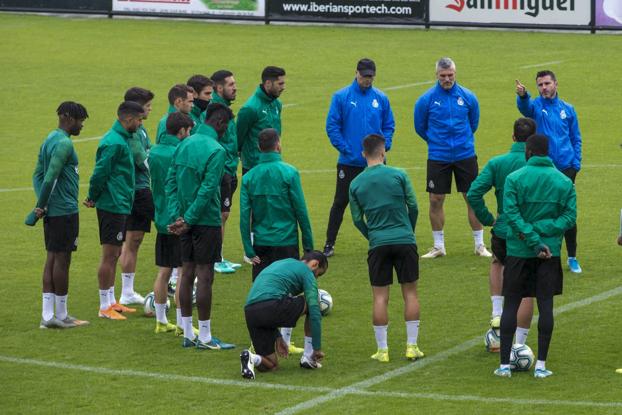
[1,13,622,415]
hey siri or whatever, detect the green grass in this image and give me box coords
[1,12,622,414]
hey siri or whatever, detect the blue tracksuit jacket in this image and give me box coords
[517,93,582,171]
[326,79,395,168]
[414,81,479,163]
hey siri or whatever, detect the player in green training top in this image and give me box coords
[155,84,194,145]
[28,101,90,329]
[186,74,214,130]
[466,117,536,345]
[240,251,328,380]
[349,134,424,363]
[119,87,155,307]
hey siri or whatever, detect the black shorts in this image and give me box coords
[244,296,306,356]
[490,232,507,265]
[220,173,238,213]
[252,245,300,281]
[503,256,563,299]
[126,188,154,233]
[367,244,419,286]
[155,233,182,268]
[97,209,127,246]
[44,213,79,252]
[426,156,478,194]
[561,167,577,183]
[180,225,222,265]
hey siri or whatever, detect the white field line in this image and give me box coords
[2,164,619,193]
[282,103,300,108]
[0,355,333,394]
[2,355,621,410]
[520,60,565,69]
[73,136,102,143]
[275,285,622,415]
[383,81,436,91]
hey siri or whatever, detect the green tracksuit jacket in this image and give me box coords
[245,258,322,350]
[155,105,176,145]
[236,86,282,170]
[128,124,151,190]
[504,156,576,258]
[150,134,180,234]
[467,142,526,239]
[239,152,313,258]
[211,92,239,177]
[349,164,418,249]
[32,128,79,217]
[165,124,225,226]
[87,121,135,215]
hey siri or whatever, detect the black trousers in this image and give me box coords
[562,167,578,257]
[325,163,365,245]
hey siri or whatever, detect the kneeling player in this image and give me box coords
[349,134,424,362]
[495,134,576,379]
[240,251,327,379]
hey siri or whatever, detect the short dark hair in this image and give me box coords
[302,250,328,270]
[513,117,536,142]
[168,84,193,106]
[258,128,280,152]
[166,112,194,136]
[124,87,154,106]
[117,101,145,120]
[526,134,549,156]
[536,70,556,82]
[186,75,213,95]
[261,66,286,83]
[211,70,233,86]
[56,101,88,120]
[362,134,386,157]
[204,103,233,124]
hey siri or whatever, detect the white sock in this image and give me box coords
[535,360,546,370]
[432,231,445,249]
[304,336,313,358]
[373,325,388,349]
[280,327,293,345]
[515,327,530,345]
[55,294,68,320]
[473,230,484,247]
[249,352,262,366]
[198,319,212,343]
[182,316,193,339]
[491,296,503,317]
[99,289,110,311]
[171,268,178,284]
[42,293,55,320]
[406,320,420,345]
[500,364,511,370]
[155,303,168,324]
[176,307,182,326]
[108,286,116,305]
[121,272,135,297]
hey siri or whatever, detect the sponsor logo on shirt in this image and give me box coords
[457,97,464,106]
[372,99,379,108]
[350,101,357,108]
[560,109,567,120]
[541,109,548,115]
[433,101,441,106]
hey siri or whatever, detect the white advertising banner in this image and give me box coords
[430,0,590,26]
[112,0,265,17]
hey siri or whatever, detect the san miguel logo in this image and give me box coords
[445,0,575,17]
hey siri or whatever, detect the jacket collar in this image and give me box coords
[351,78,371,95]
[435,81,458,94]
[160,134,180,146]
[212,92,231,107]
[540,94,559,105]
[510,142,526,152]
[112,120,133,139]
[527,155,554,167]
[167,105,176,114]
[255,85,276,103]
[258,152,282,163]
[196,123,218,139]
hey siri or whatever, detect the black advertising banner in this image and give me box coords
[0,0,111,12]
[269,0,426,24]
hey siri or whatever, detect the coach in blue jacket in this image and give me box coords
[516,70,583,273]
[323,58,395,257]
[414,57,491,259]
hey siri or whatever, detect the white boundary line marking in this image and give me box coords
[275,285,622,415]
[0,355,333,394]
[383,81,436,91]
[520,60,565,69]
[73,136,102,143]
[282,103,300,108]
[1,355,621,410]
